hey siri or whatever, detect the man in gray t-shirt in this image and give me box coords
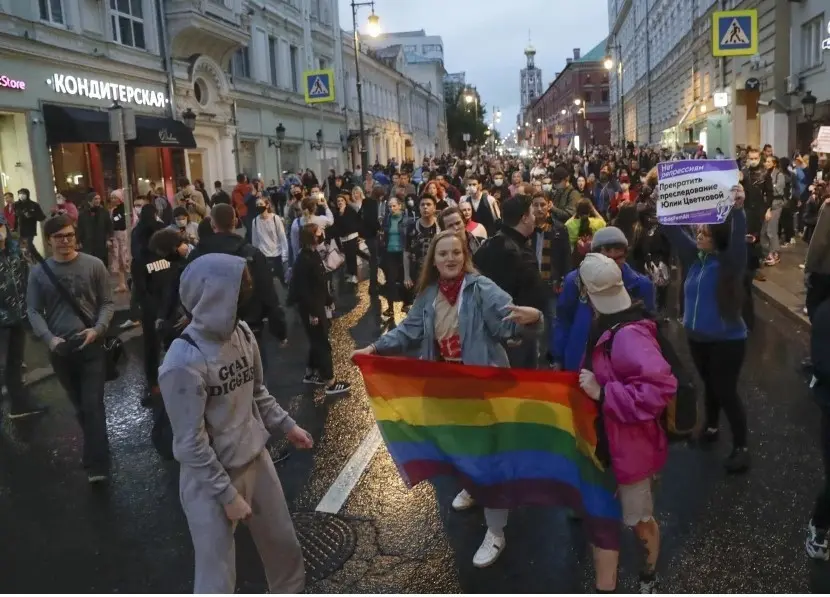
[27,214,115,483]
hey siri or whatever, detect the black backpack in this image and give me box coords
[600,320,698,442]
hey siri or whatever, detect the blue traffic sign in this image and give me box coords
[712,10,757,57]
[303,69,335,104]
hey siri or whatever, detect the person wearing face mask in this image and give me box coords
[171,207,199,247]
[12,188,46,249]
[541,175,554,196]
[353,229,543,568]
[592,167,620,217]
[462,175,501,237]
[288,224,351,395]
[549,167,582,223]
[473,195,549,368]
[251,196,289,285]
[0,214,47,421]
[77,193,113,267]
[108,189,131,293]
[609,173,638,218]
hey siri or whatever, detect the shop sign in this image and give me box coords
[0,74,26,91]
[47,74,168,108]
[158,129,180,145]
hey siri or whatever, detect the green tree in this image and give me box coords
[445,90,489,152]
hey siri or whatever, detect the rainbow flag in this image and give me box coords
[353,354,622,550]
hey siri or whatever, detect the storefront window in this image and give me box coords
[50,143,91,197]
[134,146,162,196]
[0,112,36,198]
[171,148,187,185]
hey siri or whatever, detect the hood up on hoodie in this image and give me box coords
[180,252,245,347]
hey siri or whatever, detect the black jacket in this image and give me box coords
[741,165,774,239]
[0,243,28,326]
[288,248,331,318]
[359,197,381,239]
[333,206,362,239]
[131,219,166,302]
[77,206,112,266]
[188,232,287,340]
[473,226,548,312]
[13,199,46,238]
[530,219,571,294]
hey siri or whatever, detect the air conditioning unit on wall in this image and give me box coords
[786,74,802,95]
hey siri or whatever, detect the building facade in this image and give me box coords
[607,0,797,156]
[789,1,830,153]
[361,30,444,64]
[342,39,448,166]
[526,42,612,150]
[443,71,466,104]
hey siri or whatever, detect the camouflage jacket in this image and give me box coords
[0,249,28,326]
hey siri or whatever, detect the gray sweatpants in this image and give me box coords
[180,449,305,594]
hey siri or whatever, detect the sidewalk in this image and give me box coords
[751,239,810,330]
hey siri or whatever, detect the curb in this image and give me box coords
[751,278,810,332]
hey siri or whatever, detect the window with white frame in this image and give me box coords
[39,0,65,25]
[110,0,146,50]
[268,37,280,86]
[289,45,300,92]
[232,47,251,78]
[801,15,825,71]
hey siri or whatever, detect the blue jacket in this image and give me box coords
[372,273,542,367]
[552,263,655,371]
[661,208,747,341]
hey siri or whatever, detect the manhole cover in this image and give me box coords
[291,511,357,581]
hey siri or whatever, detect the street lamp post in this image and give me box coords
[268,122,286,182]
[465,87,479,146]
[351,1,380,175]
[605,43,624,147]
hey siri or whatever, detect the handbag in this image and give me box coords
[29,247,124,381]
[322,240,345,272]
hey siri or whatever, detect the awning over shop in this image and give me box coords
[42,104,196,149]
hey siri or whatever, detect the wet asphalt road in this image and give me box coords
[2,281,830,593]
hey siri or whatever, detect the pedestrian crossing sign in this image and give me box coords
[303,69,335,104]
[712,10,757,57]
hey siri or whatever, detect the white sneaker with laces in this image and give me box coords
[472,529,506,568]
[451,489,476,511]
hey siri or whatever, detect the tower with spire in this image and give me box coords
[520,31,543,113]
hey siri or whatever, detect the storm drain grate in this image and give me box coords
[291,511,357,581]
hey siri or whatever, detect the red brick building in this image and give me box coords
[525,40,611,150]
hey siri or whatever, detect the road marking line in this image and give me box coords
[315,424,382,514]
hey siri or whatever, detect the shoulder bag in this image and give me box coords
[29,247,124,381]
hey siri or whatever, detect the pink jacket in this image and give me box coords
[589,320,677,485]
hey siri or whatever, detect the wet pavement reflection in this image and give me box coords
[1,284,829,593]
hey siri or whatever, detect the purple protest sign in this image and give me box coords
[656,159,739,225]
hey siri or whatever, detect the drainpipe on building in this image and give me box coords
[231,99,241,174]
[155,0,177,119]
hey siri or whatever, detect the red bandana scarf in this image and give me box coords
[437,275,464,306]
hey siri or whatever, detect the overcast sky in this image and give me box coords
[338,0,609,137]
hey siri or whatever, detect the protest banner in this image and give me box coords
[657,159,739,225]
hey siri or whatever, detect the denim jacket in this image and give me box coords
[372,273,543,367]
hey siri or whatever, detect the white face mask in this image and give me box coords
[542,184,552,192]
[17,194,25,201]
[493,178,504,187]
[466,185,477,196]
[747,158,760,168]
[406,199,414,207]
[175,219,188,228]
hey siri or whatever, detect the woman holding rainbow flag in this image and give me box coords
[353,229,543,568]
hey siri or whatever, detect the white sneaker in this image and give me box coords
[119,319,138,330]
[472,529,506,568]
[451,489,476,511]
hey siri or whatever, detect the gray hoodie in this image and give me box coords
[158,253,296,505]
